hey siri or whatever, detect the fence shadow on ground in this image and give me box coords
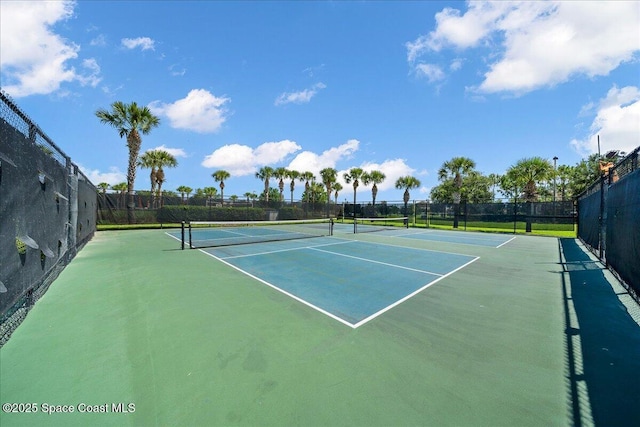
[559,238,640,426]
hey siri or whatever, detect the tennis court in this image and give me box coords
[2,226,639,426]
[198,237,478,327]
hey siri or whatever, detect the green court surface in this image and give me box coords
[1,229,639,426]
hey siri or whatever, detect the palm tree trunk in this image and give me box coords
[126,131,141,224]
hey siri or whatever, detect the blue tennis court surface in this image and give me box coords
[199,238,478,327]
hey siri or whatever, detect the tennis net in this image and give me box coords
[354,217,408,233]
[185,219,333,248]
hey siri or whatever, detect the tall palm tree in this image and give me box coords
[301,171,315,204]
[438,157,476,202]
[487,173,501,202]
[320,167,337,217]
[202,186,217,219]
[332,182,343,205]
[212,169,230,206]
[438,157,475,228]
[97,182,109,194]
[287,170,300,203]
[363,170,386,214]
[111,182,128,209]
[505,157,554,233]
[343,167,365,218]
[203,186,218,206]
[243,191,257,207]
[255,166,274,204]
[139,149,177,208]
[95,101,160,223]
[138,150,159,207]
[506,157,554,202]
[273,167,288,203]
[153,150,178,208]
[395,176,421,222]
[176,185,193,204]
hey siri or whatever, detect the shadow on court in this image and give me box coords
[559,238,640,427]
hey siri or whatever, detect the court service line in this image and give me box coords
[352,256,480,328]
[218,239,356,260]
[389,231,510,247]
[496,236,517,248]
[308,247,443,277]
[198,249,358,328]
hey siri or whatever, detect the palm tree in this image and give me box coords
[203,186,218,207]
[274,167,288,203]
[287,170,300,203]
[152,150,178,208]
[487,173,501,202]
[212,170,230,206]
[176,185,193,204]
[95,101,160,223]
[395,176,421,223]
[507,157,554,202]
[506,157,554,232]
[111,182,128,209]
[243,191,257,207]
[139,149,177,208]
[138,150,159,206]
[438,157,476,228]
[363,170,386,215]
[229,195,238,205]
[301,171,315,204]
[96,182,109,194]
[332,182,343,205]
[343,167,365,218]
[320,168,337,217]
[255,166,274,204]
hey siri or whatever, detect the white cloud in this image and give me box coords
[570,85,640,156]
[407,1,640,95]
[169,64,186,76]
[147,145,188,158]
[202,140,302,175]
[358,159,417,194]
[79,165,126,186]
[415,63,445,83]
[275,82,326,106]
[77,58,102,87]
[121,37,155,51]
[149,89,230,133]
[90,34,107,47]
[288,139,359,175]
[0,0,102,97]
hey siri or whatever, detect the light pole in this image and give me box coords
[552,156,558,202]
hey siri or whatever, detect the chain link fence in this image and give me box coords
[577,145,640,303]
[0,89,97,346]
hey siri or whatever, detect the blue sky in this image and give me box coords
[1,1,639,202]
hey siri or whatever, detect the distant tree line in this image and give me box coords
[94,100,626,223]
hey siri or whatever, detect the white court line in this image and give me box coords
[308,247,443,276]
[387,230,513,248]
[352,256,480,328]
[338,236,475,258]
[198,248,358,328]
[496,236,517,248]
[165,231,182,243]
[218,239,356,260]
[195,237,480,328]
